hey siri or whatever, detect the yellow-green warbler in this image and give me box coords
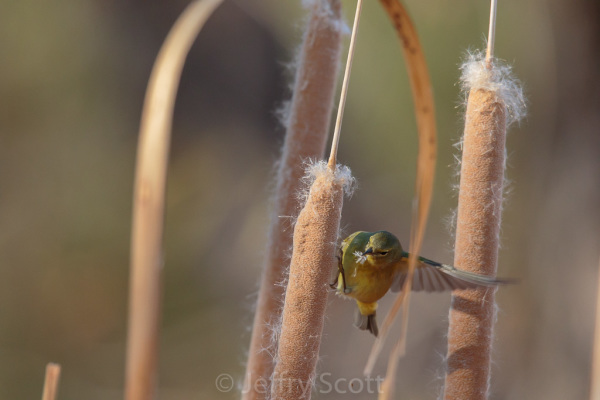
[331,231,511,336]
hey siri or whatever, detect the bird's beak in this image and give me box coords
[363,247,374,256]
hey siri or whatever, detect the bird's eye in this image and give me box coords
[378,251,388,256]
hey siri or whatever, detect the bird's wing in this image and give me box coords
[390,258,512,293]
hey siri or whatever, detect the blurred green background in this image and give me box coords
[0,0,598,398]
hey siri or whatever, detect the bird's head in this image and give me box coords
[362,231,403,266]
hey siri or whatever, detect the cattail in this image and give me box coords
[270,162,354,400]
[243,1,343,398]
[41,363,61,400]
[268,1,362,397]
[443,50,524,400]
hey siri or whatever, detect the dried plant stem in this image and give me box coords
[365,0,437,383]
[590,256,600,400]
[270,165,350,400]
[41,363,61,400]
[243,1,343,398]
[486,0,497,67]
[124,1,222,399]
[443,86,506,400]
[328,0,363,170]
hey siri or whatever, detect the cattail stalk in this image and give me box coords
[41,363,61,400]
[589,256,600,400]
[270,162,353,400]
[328,0,363,169]
[243,1,343,398]
[485,0,497,67]
[124,1,222,399]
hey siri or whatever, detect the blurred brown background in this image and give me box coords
[0,0,598,399]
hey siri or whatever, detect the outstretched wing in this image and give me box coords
[390,257,512,293]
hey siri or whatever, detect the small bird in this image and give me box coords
[331,231,511,337]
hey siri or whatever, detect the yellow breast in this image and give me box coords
[344,263,396,304]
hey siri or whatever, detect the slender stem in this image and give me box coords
[124,2,222,399]
[364,0,437,378]
[485,0,497,67]
[41,363,61,400]
[328,0,363,170]
[590,256,600,400]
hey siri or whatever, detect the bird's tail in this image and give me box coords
[354,309,378,337]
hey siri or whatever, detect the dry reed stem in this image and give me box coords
[243,1,343,398]
[485,0,498,67]
[328,0,363,170]
[590,256,600,400]
[41,363,61,400]
[364,1,437,385]
[124,1,222,399]
[442,87,506,400]
[270,163,352,400]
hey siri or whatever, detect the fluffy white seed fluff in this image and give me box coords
[460,50,526,127]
